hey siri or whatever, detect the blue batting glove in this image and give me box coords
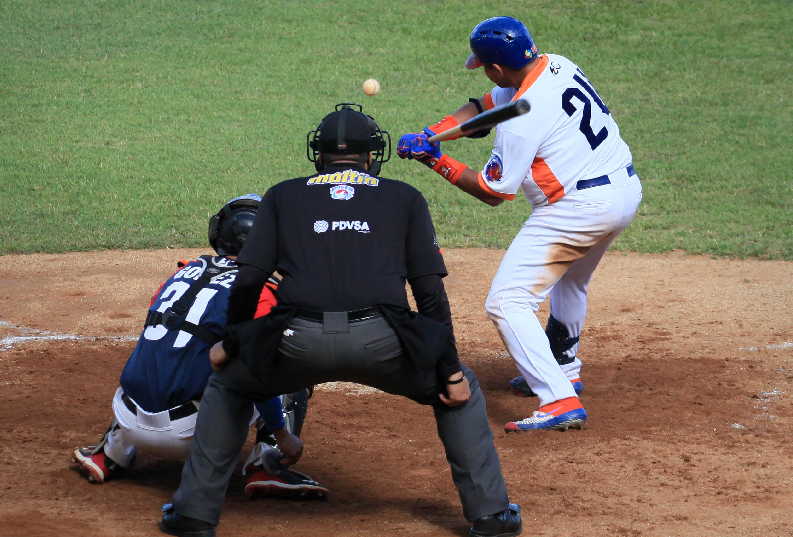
[409,127,442,163]
[397,132,423,159]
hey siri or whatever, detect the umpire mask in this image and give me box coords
[306,103,391,175]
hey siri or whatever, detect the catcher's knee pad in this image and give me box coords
[545,315,579,365]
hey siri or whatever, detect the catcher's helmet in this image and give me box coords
[465,16,539,70]
[208,193,261,257]
[306,103,391,175]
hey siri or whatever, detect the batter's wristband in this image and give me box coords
[427,154,466,185]
[428,115,461,140]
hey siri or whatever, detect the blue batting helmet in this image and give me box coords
[465,16,539,70]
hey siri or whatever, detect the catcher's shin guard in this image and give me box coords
[281,387,311,437]
[255,387,311,443]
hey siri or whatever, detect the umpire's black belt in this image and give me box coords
[576,163,637,190]
[121,393,198,421]
[295,307,380,323]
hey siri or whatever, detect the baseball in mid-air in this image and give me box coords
[362,78,380,96]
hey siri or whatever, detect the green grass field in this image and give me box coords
[1,0,791,258]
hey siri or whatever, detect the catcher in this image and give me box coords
[72,194,327,499]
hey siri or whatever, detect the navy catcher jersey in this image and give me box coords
[120,256,277,413]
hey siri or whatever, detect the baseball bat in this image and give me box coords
[427,99,531,143]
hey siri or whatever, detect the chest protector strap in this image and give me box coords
[144,255,236,345]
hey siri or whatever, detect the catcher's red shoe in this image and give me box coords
[243,466,328,500]
[72,446,123,483]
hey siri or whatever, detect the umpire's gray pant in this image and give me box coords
[172,315,510,525]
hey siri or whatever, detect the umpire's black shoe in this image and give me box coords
[159,503,216,537]
[469,503,522,537]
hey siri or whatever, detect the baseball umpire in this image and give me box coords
[73,194,326,499]
[159,103,522,537]
[398,16,643,432]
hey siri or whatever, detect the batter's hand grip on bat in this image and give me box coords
[427,99,531,143]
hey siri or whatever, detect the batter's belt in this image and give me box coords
[576,163,637,191]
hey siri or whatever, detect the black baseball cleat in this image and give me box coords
[469,503,522,537]
[159,503,216,537]
[243,465,329,500]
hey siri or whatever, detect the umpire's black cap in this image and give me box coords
[313,103,382,154]
[315,107,372,154]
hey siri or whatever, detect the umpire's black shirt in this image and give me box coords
[232,163,447,315]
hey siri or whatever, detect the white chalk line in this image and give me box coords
[4,319,787,398]
[0,320,136,351]
[740,342,793,352]
[0,320,384,396]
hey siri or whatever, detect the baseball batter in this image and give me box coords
[73,195,327,498]
[398,16,643,431]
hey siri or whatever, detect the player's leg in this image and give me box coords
[73,387,137,483]
[433,366,522,536]
[432,365,513,521]
[102,418,136,466]
[110,385,200,461]
[165,350,324,532]
[348,333,519,535]
[485,209,581,409]
[548,175,643,385]
[168,365,255,529]
[486,200,622,430]
[508,309,586,397]
[547,233,619,384]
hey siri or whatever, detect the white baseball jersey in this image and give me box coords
[477,53,643,411]
[477,53,633,207]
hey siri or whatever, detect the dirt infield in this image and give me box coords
[1,248,791,537]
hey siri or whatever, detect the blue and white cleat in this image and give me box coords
[509,375,583,397]
[505,397,587,432]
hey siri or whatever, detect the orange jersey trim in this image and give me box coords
[481,93,495,110]
[512,55,549,102]
[476,172,516,200]
[531,157,565,203]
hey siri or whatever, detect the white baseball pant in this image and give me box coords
[485,166,642,407]
[103,387,260,468]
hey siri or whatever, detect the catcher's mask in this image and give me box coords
[208,193,261,257]
[306,103,391,175]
